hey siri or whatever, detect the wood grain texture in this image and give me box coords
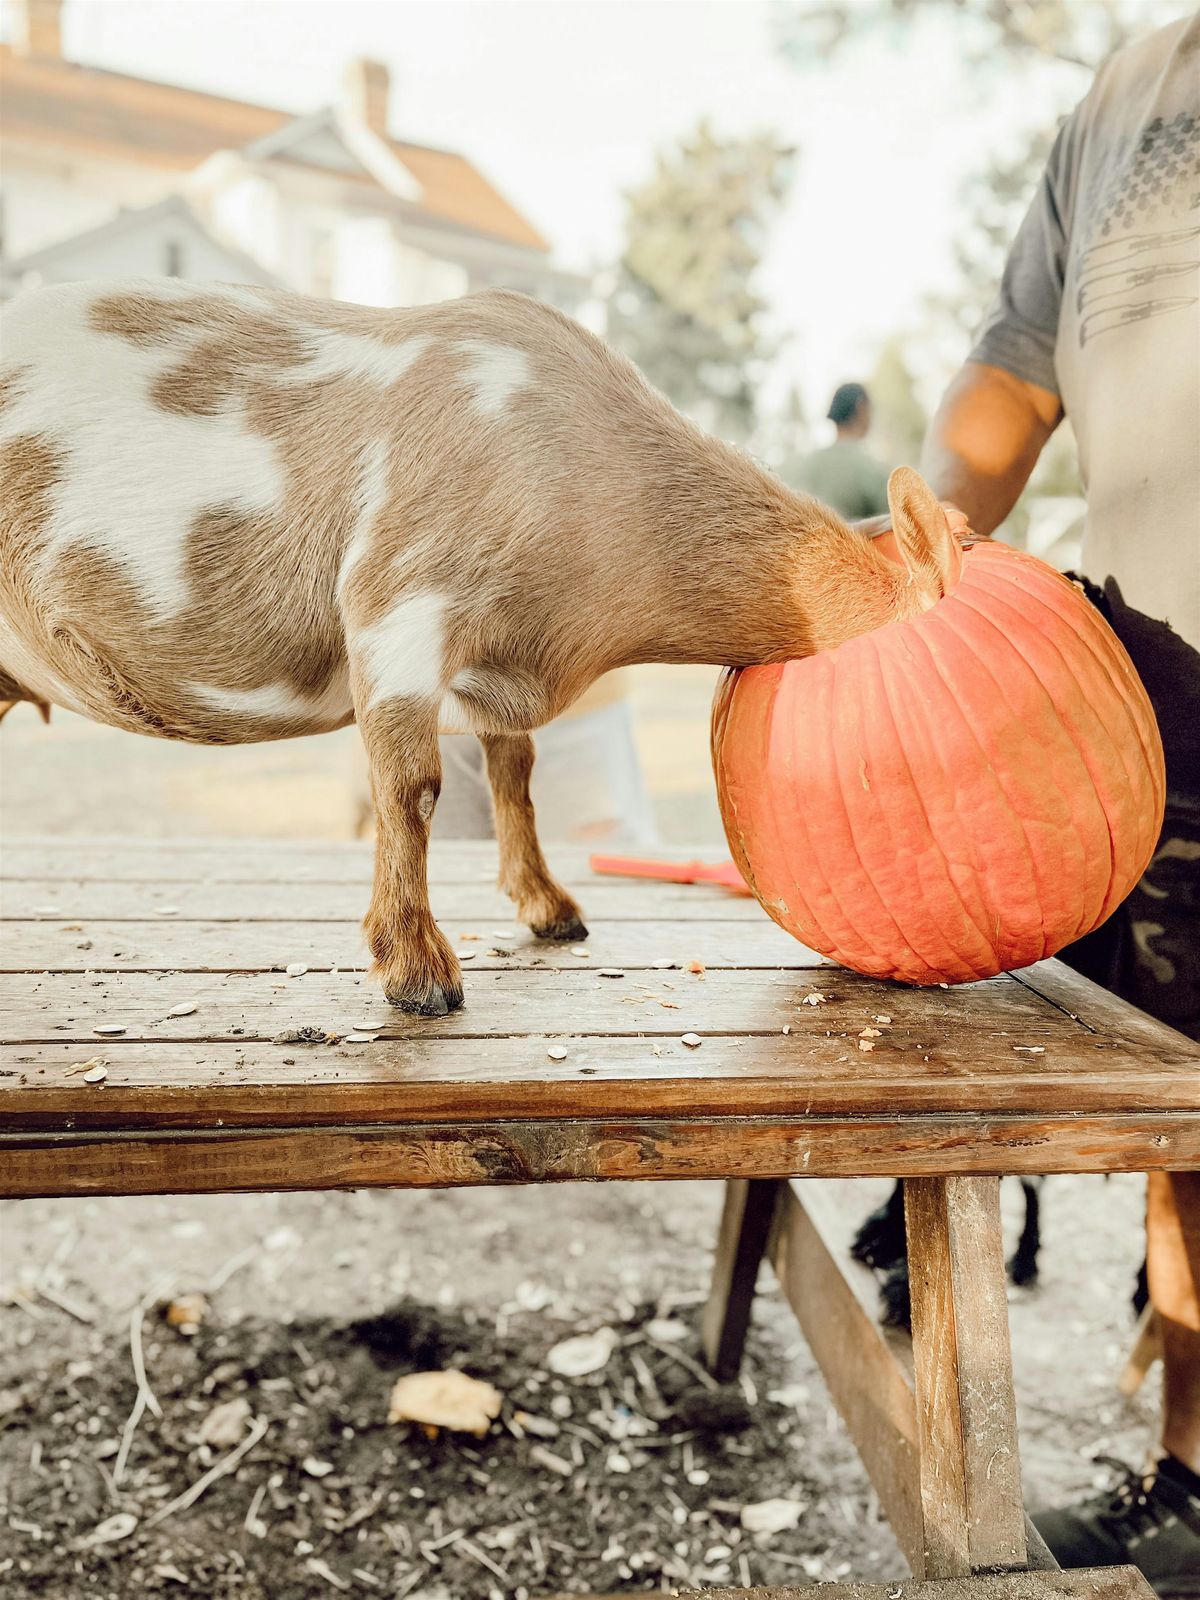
[2,877,766,922]
[0,918,809,973]
[906,1177,1027,1578]
[5,1112,1199,1199]
[3,837,1197,1200]
[767,1180,924,1566]
[701,1178,783,1380]
[678,1568,1154,1599]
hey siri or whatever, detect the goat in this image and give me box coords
[0,279,961,1014]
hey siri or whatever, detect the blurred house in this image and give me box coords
[0,0,584,308]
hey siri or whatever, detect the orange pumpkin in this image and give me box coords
[712,472,1165,986]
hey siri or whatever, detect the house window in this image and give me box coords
[164,238,184,277]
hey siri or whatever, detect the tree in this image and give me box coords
[868,337,928,466]
[772,0,1174,538]
[608,121,795,443]
[772,0,1172,75]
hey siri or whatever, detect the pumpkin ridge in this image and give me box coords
[962,559,1163,791]
[948,578,1161,926]
[869,629,997,980]
[825,644,937,976]
[903,620,1051,965]
[783,652,887,964]
[934,590,1112,944]
[758,663,829,947]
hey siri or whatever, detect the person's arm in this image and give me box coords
[919,361,1063,537]
[857,108,1080,544]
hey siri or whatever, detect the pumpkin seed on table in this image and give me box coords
[83,1063,108,1084]
[546,1045,568,1061]
[166,1002,197,1017]
[93,1024,126,1036]
[285,963,309,978]
[597,968,625,979]
[680,1033,702,1049]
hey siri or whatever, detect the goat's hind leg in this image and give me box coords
[482,731,587,940]
[357,696,463,1015]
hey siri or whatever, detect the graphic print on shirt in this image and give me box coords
[1075,112,1199,348]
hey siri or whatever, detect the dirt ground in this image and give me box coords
[0,678,1166,1596]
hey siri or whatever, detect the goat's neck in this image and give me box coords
[615,463,908,668]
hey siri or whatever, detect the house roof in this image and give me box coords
[0,46,549,253]
[4,195,279,284]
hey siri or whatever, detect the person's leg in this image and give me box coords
[1036,797,1200,1581]
[429,733,495,840]
[530,698,658,846]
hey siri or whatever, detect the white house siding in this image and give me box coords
[2,143,171,257]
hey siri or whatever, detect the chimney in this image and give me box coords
[341,57,391,137]
[12,0,64,58]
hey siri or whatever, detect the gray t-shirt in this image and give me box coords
[970,14,1199,784]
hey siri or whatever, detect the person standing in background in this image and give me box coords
[892,14,1198,1586]
[801,381,891,519]
[351,671,657,848]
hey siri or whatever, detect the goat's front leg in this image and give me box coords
[358,697,462,1015]
[481,731,587,941]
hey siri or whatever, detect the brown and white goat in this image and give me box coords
[0,280,960,1013]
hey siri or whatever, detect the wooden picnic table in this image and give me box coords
[2,835,1197,1598]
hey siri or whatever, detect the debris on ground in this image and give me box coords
[545,1325,616,1376]
[163,1293,208,1335]
[386,1370,503,1437]
[0,1289,862,1597]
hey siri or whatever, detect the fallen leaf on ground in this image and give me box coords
[387,1370,503,1437]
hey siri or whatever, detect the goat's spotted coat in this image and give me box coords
[0,279,959,1013]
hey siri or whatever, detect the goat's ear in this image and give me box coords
[886,466,962,605]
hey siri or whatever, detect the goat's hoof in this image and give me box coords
[532,913,589,942]
[385,979,464,1017]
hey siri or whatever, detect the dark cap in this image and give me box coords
[827,382,869,424]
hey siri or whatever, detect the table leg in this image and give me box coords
[701,1178,783,1381]
[905,1175,1028,1578]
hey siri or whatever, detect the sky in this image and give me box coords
[45,0,1104,418]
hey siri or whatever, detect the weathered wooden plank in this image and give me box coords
[1014,959,1197,1057]
[2,838,585,885]
[4,1111,1198,1199]
[766,1179,924,1563]
[0,963,1067,1047]
[0,917,811,973]
[679,1567,1153,1599]
[12,1040,1200,1132]
[11,1043,1200,1142]
[2,877,762,922]
[701,1178,784,1380]
[906,1177,1027,1577]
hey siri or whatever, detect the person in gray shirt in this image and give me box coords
[886,13,1199,1585]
